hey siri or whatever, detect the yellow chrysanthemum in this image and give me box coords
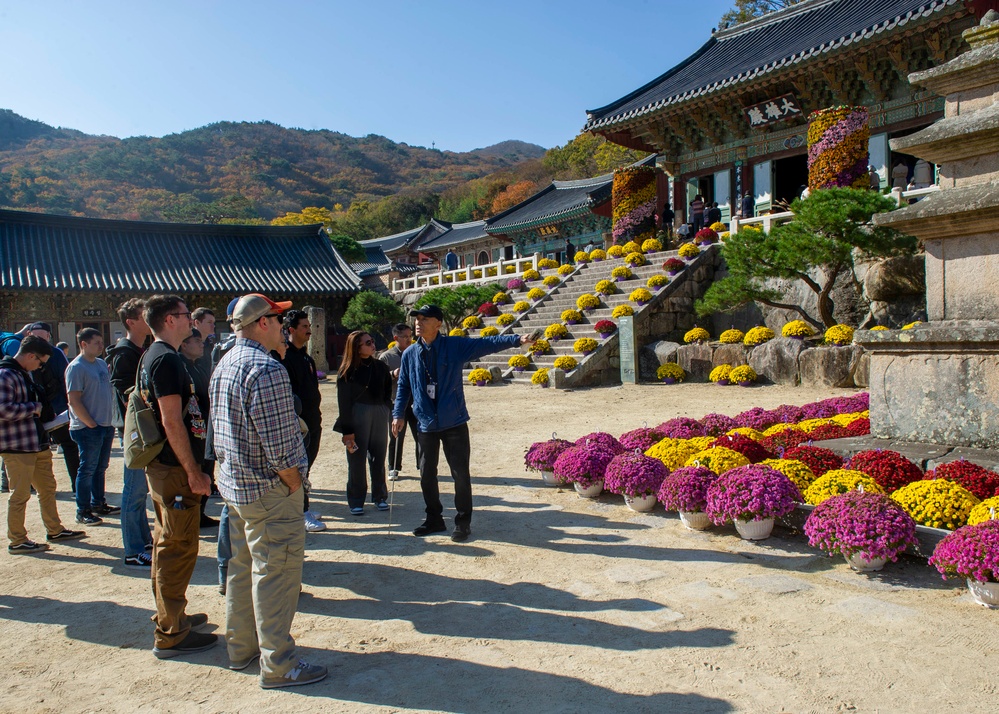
[709,364,732,383]
[497,313,515,326]
[726,427,764,441]
[761,459,816,493]
[967,496,999,526]
[824,324,855,345]
[781,320,815,338]
[612,305,634,318]
[719,329,744,344]
[480,326,499,337]
[805,469,884,506]
[656,363,686,382]
[891,480,979,530]
[743,326,775,345]
[684,327,710,344]
[678,243,700,258]
[685,447,750,474]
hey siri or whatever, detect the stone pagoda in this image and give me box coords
[860,10,999,452]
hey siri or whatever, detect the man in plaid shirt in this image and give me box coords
[209,294,326,689]
[1,335,85,554]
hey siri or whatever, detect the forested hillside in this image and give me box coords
[0,109,646,240]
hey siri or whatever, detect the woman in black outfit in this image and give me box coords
[179,328,218,528]
[333,331,393,516]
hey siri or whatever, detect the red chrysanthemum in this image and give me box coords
[760,428,809,454]
[925,460,999,501]
[784,445,843,477]
[711,433,773,464]
[847,449,924,493]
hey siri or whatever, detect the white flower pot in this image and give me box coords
[967,579,999,609]
[846,553,887,573]
[574,481,603,499]
[679,510,711,530]
[540,470,557,486]
[625,494,657,512]
[734,517,774,540]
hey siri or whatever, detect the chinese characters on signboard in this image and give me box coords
[743,94,802,128]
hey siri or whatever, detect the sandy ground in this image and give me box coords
[1,380,996,714]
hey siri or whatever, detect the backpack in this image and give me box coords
[123,352,165,468]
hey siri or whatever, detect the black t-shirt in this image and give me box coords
[140,340,206,467]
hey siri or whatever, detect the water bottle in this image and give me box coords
[172,495,187,510]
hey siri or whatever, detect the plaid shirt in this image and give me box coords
[209,338,308,505]
[0,361,43,453]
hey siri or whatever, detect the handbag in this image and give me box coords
[123,353,165,468]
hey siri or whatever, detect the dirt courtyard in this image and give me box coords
[1,380,995,713]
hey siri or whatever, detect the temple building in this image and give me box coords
[584,0,984,222]
[0,208,360,366]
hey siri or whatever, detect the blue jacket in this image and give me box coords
[394,333,521,432]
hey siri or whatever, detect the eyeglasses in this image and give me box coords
[168,311,192,319]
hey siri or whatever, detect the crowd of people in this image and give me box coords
[0,293,533,688]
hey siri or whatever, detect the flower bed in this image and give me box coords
[619,427,662,452]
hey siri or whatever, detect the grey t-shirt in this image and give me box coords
[66,356,114,429]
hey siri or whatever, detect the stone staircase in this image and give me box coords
[461,245,719,387]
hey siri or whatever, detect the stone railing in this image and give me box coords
[729,185,941,235]
[392,255,539,293]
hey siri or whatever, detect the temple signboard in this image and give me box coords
[744,94,802,128]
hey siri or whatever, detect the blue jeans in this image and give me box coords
[70,425,114,515]
[119,433,151,556]
[217,502,231,585]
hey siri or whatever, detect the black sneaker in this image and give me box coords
[76,512,103,525]
[124,553,152,568]
[413,520,447,537]
[152,630,219,659]
[94,504,121,515]
[144,543,153,552]
[8,540,48,555]
[47,529,87,542]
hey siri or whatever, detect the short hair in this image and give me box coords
[117,298,147,325]
[144,294,185,333]
[192,307,214,322]
[77,327,102,345]
[283,309,309,330]
[392,323,412,337]
[18,335,53,358]
[56,342,70,351]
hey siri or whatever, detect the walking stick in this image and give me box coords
[387,426,398,537]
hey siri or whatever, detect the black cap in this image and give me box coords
[409,305,444,321]
[28,322,52,332]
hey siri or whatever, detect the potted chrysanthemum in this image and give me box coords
[656,363,685,384]
[648,274,667,292]
[552,444,616,499]
[594,320,616,339]
[805,491,918,572]
[663,258,685,276]
[695,228,717,246]
[710,364,733,386]
[508,354,530,372]
[930,521,999,608]
[729,365,757,387]
[603,452,669,512]
[506,277,525,292]
[705,464,802,540]
[630,288,653,306]
[468,368,492,387]
[659,466,717,530]
[574,337,598,355]
[524,437,573,486]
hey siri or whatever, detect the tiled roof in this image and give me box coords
[416,220,492,251]
[585,0,965,132]
[485,154,657,234]
[350,245,393,277]
[0,209,361,295]
[359,224,426,253]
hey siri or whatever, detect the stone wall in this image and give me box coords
[640,336,869,388]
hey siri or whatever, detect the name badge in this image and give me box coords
[426,383,436,399]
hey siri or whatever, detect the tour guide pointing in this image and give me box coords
[392,304,535,542]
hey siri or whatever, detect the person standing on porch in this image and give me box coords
[689,194,705,232]
[444,248,459,272]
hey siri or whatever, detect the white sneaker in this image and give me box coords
[388,470,400,481]
[304,512,326,532]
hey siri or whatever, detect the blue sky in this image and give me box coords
[1,0,734,152]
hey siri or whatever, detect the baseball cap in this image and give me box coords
[226,298,241,320]
[28,322,53,332]
[409,305,444,321]
[231,294,293,330]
